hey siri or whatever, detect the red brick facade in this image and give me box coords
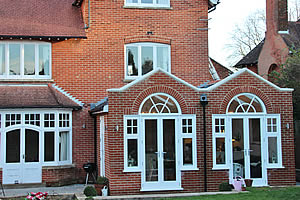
[105,70,295,195]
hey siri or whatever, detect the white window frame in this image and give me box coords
[212,115,229,170]
[124,115,141,172]
[265,114,283,168]
[0,109,72,168]
[124,0,170,8]
[124,43,171,80]
[180,115,197,171]
[0,41,51,80]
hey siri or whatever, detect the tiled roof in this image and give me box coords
[0,84,81,109]
[0,0,86,39]
[281,21,300,50]
[234,40,265,68]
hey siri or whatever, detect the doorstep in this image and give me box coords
[76,191,243,200]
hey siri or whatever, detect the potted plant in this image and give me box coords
[94,176,109,196]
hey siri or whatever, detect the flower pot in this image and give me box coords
[244,179,253,187]
[94,184,105,196]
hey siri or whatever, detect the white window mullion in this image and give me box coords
[20,44,24,77]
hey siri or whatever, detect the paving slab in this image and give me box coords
[0,184,85,198]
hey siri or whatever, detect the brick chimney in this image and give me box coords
[266,0,288,34]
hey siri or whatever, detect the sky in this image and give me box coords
[208,0,266,66]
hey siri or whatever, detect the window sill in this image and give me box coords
[123,5,172,10]
[42,164,75,169]
[181,167,199,171]
[212,166,229,170]
[266,165,285,169]
[0,79,54,82]
[123,168,142,173]
[123,79,134,83]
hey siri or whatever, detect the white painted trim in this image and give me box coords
[108,68,293,93]
[0,41,51,80]
[52,84,84,107]
[205,68,294,92]
[226,93,267,114]
[278,30,289,34]
[138,93,182,115]
[0,84,48,87]
[124,0,170,8]
[108,68,199,92]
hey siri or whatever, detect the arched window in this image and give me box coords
[139,93,181,114]
[226,93,266,114]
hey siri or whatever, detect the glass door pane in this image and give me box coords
[232,119,245,178]
[163,119,176,181]
[145,119,158,182]
[6,129,20,163]
[25,129,39,162]
[249,119,262,178]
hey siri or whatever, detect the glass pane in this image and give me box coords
[9,44,20,75]
[163,119,176,181]
[59,131,69,161]
[228,99,239,113]
[127,47,138,76]
[127,0,138,3]
[216,138,225,164]
[24,44,35,75]
[157,47,169,71]
[0,44,5,75]
[145,119,158,182]
[232,119,245,179]
[249,118,262,178]
[128,139,138,167]
[183,138,193,165]
[39,45,50,75]
[44,131,55,162]
[141,46,153,75]
[268,137,278,164]
[6,129,20,163]
[142,0,153,3]
[157,0,168,4]
[25,129,39,162]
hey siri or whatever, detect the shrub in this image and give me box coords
[84,186,97,197]
[96,176,109,185]
[219,182,232,191]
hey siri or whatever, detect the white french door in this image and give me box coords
[229,116,267,186]
[141,117,181,191]
[3,128,42,184]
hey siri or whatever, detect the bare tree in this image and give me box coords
[225,10,265,66]
[226,1,300,66]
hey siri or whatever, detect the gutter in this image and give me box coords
[85,0,91,29]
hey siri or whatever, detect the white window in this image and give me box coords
[124,116,140,172]
[180,115,197,170]
[212,116,229,169]
[0,42,51,79]
[266,115,282,168]
[125,43,171,79]
[125,0,170,8]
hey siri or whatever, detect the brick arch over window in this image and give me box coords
[132,86,188,114]
[124,35,171,45]
[219,86,273,114]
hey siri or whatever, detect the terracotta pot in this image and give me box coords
[94,184,105,196]
[244,179,253,187]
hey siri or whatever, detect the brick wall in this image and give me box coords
[105,70,295,195]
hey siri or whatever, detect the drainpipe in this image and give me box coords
[92,114,98,178]
[200,94,208,192]
[85,0,91,29]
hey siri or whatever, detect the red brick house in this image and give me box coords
[0,0,296,195]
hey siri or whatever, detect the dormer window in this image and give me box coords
[125,43,170,79]
[0,42,51,79]
[125,0,170,8]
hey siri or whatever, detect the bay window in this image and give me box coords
[125,0,170,8]
[125,43,170,79]
[0,42,51,79]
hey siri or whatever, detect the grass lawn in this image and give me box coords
[161,187,300,200]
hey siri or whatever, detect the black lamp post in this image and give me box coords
[200,94,208,192]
